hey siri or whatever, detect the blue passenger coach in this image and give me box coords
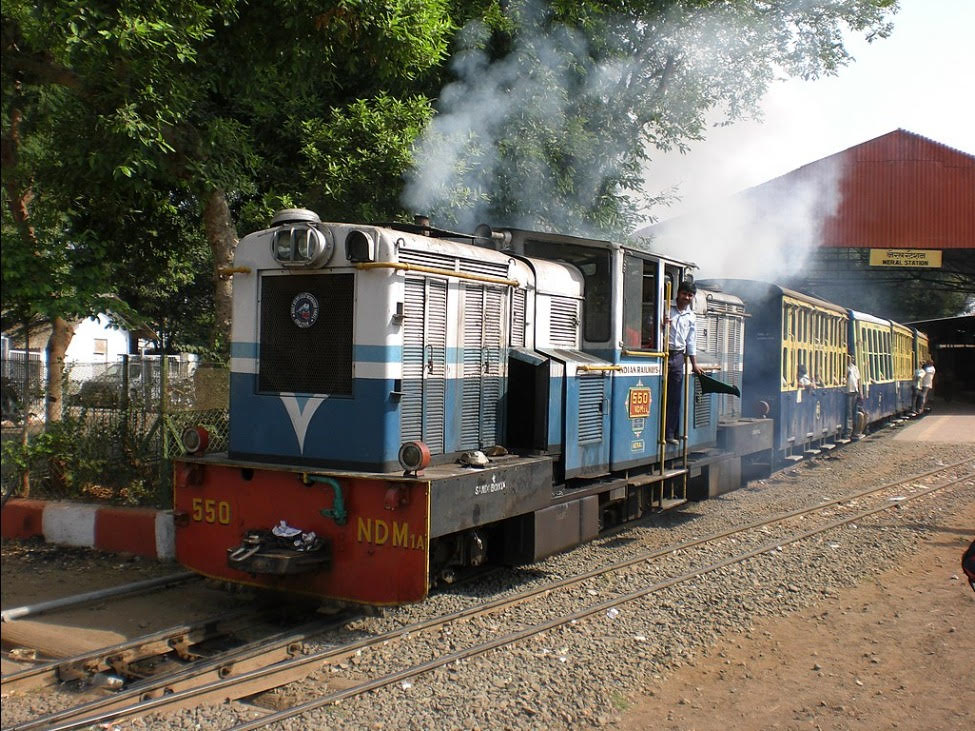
[699,280,850,462]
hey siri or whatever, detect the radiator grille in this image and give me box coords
[578,374,604,444]
[259,273,353,395]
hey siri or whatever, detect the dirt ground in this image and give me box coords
[619,502,975,731]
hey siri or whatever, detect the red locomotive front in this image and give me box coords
[173,458,431,604]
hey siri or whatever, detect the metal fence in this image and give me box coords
[1,355,229,507]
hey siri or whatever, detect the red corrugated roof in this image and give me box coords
[744,129,974,249]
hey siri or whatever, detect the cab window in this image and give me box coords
[623,255,657,349]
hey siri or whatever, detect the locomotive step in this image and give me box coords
[626,468,687,488]
[657,498,687,511]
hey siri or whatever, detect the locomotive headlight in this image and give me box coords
[398,440,431,475]
[181,426,210,456]
[271,226,334,268]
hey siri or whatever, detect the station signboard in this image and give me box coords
[868,249,942,268]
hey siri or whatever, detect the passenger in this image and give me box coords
[912,364,925,414]
[797,365,814,390]
[844,354,862,438]
[918,360,936,412]
[662,280,704,445]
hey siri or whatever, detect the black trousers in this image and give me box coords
[666,351,684,439]
[845,392,858,435]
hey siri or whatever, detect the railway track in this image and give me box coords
[7,456,970,730]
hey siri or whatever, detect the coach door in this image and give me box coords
[401,277,447,455]
[460,284,506,450]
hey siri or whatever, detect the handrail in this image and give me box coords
[621,349,667,358]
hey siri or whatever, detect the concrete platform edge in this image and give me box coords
[2,499,175,560]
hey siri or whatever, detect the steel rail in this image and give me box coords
[35,458,972,731]
[232,468,973,731]
[1,572,198,623]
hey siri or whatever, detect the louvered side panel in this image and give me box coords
[400,277,426,444]
[706,315,719,354]
[720,370,742,418]
[423,279,448,454]
[727,317,744,418]
[510,289,526,348]
[460,285,484,450]
[480,287,505,447]
[577,374,604,444]
[731,318,743,363]
[550,297,579,348]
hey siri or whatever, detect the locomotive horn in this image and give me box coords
[413,214,431,234]
[474,223,511,250]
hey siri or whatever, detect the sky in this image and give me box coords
[641,0,975,224]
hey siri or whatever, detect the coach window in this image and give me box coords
[870,330,883,381]
[885,332,892,379]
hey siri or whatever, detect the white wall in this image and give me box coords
[65,314,130,363]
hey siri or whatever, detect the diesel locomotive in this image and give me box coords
[173,210,926,605]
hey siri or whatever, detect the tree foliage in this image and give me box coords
[2,0,454,355]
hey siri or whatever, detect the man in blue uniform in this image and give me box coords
[663,281,704,445]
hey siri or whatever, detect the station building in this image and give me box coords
[641,129,974,400]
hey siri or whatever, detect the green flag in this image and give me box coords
[696,372,740,397]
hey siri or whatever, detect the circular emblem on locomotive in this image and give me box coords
[290,292,319,328]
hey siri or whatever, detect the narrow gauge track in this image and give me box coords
[17,456,972,731]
